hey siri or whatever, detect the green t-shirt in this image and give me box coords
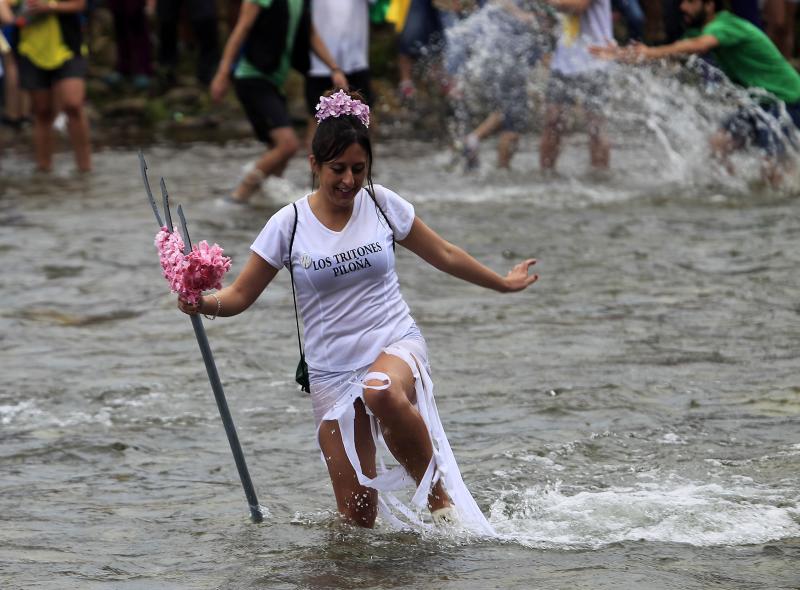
[697,11,800,103]
[234,0,304,89]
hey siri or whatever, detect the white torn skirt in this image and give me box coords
[308,326,495,535]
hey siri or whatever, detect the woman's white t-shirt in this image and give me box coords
[250,185,416,372]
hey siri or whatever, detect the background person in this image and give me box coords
[16,0,91,172]
[210,0,347,204]
[105,0,154,90]
[155,0,219,88]
[394,0,482,100]
[539,0,613,174]
[447,0,556,171]
[592,0,800,184]
[1,0,30,131]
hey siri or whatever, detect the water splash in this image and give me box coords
[489,479,800,548]
[432,4,800,194]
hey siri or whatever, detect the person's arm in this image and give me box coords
[178,252,280,317]
[399,217,538,293]
[546,0,591,15]
[0,0,13,24]
[590,35,719,62]
[309,23,348,89]
[210,1,262,103]
[637,35,719,58]
[26,0,86,15]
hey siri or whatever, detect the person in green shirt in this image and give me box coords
[211,0,347,204]
[592,0,800,185]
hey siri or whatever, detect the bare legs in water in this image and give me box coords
[29,77,91,173]
[317,352,451,528]
[540,102,610,173]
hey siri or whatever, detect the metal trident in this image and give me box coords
[139,151,263,523]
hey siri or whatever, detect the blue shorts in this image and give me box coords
[722,100,800,157]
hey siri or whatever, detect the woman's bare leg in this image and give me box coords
[318,399,378,527]
[362,353,451,512]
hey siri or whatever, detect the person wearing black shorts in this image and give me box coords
[16,0,91,172]
[210,0,347,204]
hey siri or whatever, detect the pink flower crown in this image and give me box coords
[315,90,370,128]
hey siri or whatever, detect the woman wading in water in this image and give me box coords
[179,91,538,531]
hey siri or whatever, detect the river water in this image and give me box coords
[1,135,799,590]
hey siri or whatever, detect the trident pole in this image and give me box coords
[140,151,263,523]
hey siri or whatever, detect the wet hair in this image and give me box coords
[310,90,375,197]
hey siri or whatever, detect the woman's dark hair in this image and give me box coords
[310,90,375,197]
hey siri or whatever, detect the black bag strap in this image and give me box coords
[366,186,395,250]
[289,203,304,362]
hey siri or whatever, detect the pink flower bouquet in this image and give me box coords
[155,227,231,305]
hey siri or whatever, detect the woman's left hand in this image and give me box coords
[504,258,539,292]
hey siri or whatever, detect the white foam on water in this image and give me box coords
[0,399,113,429]
[0,401,42,426]
[104,391,165,409]
[53,409,114,428]
[489,480,800,548]
[659,432,686,445]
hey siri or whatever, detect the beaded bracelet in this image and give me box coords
[204,292,221,320]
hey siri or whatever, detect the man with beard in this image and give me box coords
[592,0,800,185]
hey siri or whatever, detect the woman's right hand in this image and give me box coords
[178,297,202,315]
